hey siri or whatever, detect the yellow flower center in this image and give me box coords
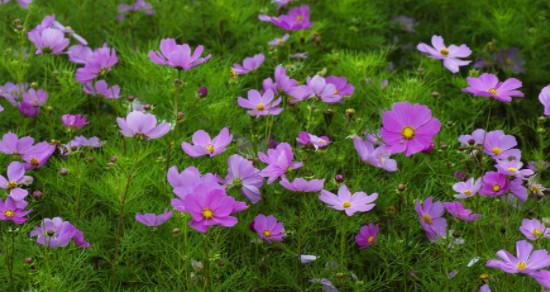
[263,230,272,237]
[440,48,449,56]
[401,126,415,140]
[479,273,489,280]
[7,180,17,189]
[492,184,501,192]
[202,208,213,219]
[206,144,215,154]
[507,167,517,173]
[30,158,40,166]
[516,261,527,271]
[4,210,14,217]
[367,236,374,244]
[488,88,498,96]
[464,189,472,196]
[531,185,540,192]
[277,38,283,44]
[491,147,502,155]
[423,214,432,224]
[505,57,513,65]
[533,229,543,237]
[334,89,340,95]
[256,103,265,110]
[342,201,351,208]
[296,15,303,21]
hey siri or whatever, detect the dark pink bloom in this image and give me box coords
[319,184,378,216]
[443,201,480,221]
[539,85,550,117]
[149,39,211,71]
[225,154,263,203]
[75,44,118,83]
[116,111,170,140]
[237,89,282,118]
[231,53,265,75]
[353,135,397,172]
[259,5,312,31]
[0,197,31,224]
[417,35,471,73]
[296,131,331,150]
[252,214,285,242]
[61,114,88,130]
[463,73,524,103]
[279,176,324,192]
[168,166,223,211]
[258,142,303,184]
[182,127,232,157]
[135,209,172,227]
[480,171,510,197]
[519,218,549,241]
[0,132,34,155]
[355,223,379,249]
[415,196,447,241]
[486,240,550,274]
[83,80,121,99]
[0,161,33,190]
[30,217,90,248]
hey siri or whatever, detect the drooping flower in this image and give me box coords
[135,210,172,227]
[279,176,324,192]
[296,131,331,150]
[463,73,524,103]
[0,132,34,155]
[319,184,378,216]
[353,135,397,172]
[458,128,486,146]
[417,35,471,73]
[453,177,482,199]
[61,114,88,130]
[30,217,90,248]
[231,53,265,75]
[380,101,441,156]
[75,44,118,83]
[182,127,232,158]
[116,111,170,140]
[117,0,154,21]
[539,85,550,117]
[519,218,549,241]
[486,240,550,274]
[268,34,289,46]
[258,142,303,184]
[0,197,31,224]
[225,154,263,203]
[415,196,447,241]
[443,201,480,221]
[149,39,211,71]
[252,214,285,242]
[83,80,121,99]
[168,166,223,211]
[355,223,379,249]
[0,161,33,190]
[28,27,70,55]
[237,89,282,118]
[483,130,518,160]
[259,5,312,31]
[21,142,56,170]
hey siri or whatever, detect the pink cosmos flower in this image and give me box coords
[259,5,312,31]
[482,130,518,160]
[519,218,549,241]
[75,44,118,83]
[67,45,93,64]
[252,214,285,242]
[0,161,33,190]
[149,39,211,71]
[415,196,447,241]
[306,75,341,103]
[355,223,379,249]
[117,0,154,21]
[539,85,550,117]
[287,85,313,104]
[326,76,355,98]
[443,201,480,221]
[19,88,48,117]
[279,176,324,192]
[8,188,29,209]
[319,184,378,216]
[0,197,31,224]
[458,129,486,146]
[380,101,441,156]
[21,142,56,170]
[453,177,482,199]
[530,270,550,290]
[486,240,550,274]
[30,217,90,248]
[135,210,172,227]
[273,65,298,94]
[83,80,121,99]
[0,132,35,155]
[29,15,87,45]
[231,53,265,75]
[182,127,232,158]
[495,160,534,179]
[168,166,223,211]
[116,111,170,140]
[237,89,282,118]
[353,135,397,172]
[268,34,289,46]
[59,136,102,156]
[225,154,263,203]
[463,73,524,102]
[258,142,303,184]
[61,114,88,130]
[28,27,69,55]
[479,171,510,197]
[296,131,331,150]
[417,35,471,73]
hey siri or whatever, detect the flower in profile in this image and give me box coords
[355,223,379,249]
[443,201,480,221]
[539,85,550,117]
[296,131,331,150]
[237,89,282,118]
[268,34,289,46]
[252,214,285,242]
[231,53,265,75]
[182,127,232,158]
[319,184,378,216]
[258,142,303,184]
[116,111,170,140]
[279,176,324,192]
[59,136,102,156]
[519,218,549,241]
[19,88,48,117]
[417,35,471,73]
[21,142,56,170]
[0,197,31,224]
[483,130,518,160]
[453,177,482,199]
[28,27,70,55]
[168,166,223,211]
[75,44,118,83]
[415,196,447,241]
[149,39,211,71]
[225,154,263,203]
[530,270,550,290]
[458,129,486,146]
[117,0,154,21]
[61,114,88,130]
[463,73,524,103]
[135,209,172,227]
[495,48,525,73]
[353,135,397,172]
[30,217,90,248]
[259,5,312,31]
[83,80,121,99]
[486,240,550,274]
[0,161,33,190]
[380,101,441,156]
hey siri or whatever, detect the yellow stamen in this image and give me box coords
[263,230,271,237]
[4,210,14,217]
[464,189,472,196]
[492,184,501,192]
[507,167,517,173]
[440,48,449,56]
[533,229,543,237]
[491,147,502,155]
[488,88,498,96]
[202,208,213,219]
[206,144,215,154]
[401,126,415,140]
[296,15,303,21]
[516,261,527,271]
[256,103,265,111]
[7,180,17,189]
[423,214,432,224]
[342,201,351,208]
[531,185,540,192]
[30,158,39,166]
[367,236,374,244]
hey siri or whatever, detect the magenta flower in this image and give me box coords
[30,217,90,248]
[258,142,303,184]
[530,270,550,290]
[237,89,282,118]
[417,35,471,73]
[182,127,232,158]
[0,161,33,190]
[326,75,354,97]
[259,5,312,31]
[296,131,331,150]
[495,159,534,179]
[353,135,397,172]
[520,219,549,241]
[279,176,324,192]
[21,142,56,170]
[415,196,447,241]
[75,44,118,83]
[149,39,211,71]
[355,223,379,249]
[252,214,285,243]
[225,154,263,203]
[28,27,69,55]
[61,114,88,130]
[458,129,486,146]
[380,101,441,156]
[319,184,378,216]
[480,171,510,197]
[0,197,31,224]
[482,130,518,160]
[135,209,172,227]
[0,132,34,155]
[486,240,550,274]
[83,80,121,99]
[443,201,480,221]
[453,177,482,199]
[231,53,265,75]
[268,34,289,46]
[116,111,170,140]
[539,85,550,117]
[463,73,524,103]
[168,166,223,211]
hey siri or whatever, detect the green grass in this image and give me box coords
[0,0,549,290]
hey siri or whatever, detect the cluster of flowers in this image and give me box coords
[0,83,48,117]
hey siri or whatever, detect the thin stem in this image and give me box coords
[112,165,134,274]
[264,115,274,148]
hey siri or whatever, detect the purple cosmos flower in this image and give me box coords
[353,135,397,172]
[495,48,525,73]
[59,136,102,156]
[28,27,69,55]
[0,161,33,190]
[417,35,471,73]
[458,129,486,146]
[296,131,331,150]
[443,201,480,221]
[380,101,441,156]
[279,176,324,192]
[479,284,491,292]
[0,197,31,224]
[252,214,285,242]
[496,159,534,179]
[135,209,172,227]
[539,85,550,117]
[30,15,87,46]
[61,114,88,130]
[237,89,282,118]
[116,111,170,140]
[168,166,223,211]
[273,64,298,94]
[0,0,32,8]
[8,188,29,209]
[182,185,247,233]
[306,75,341,104]
[392,15,415,32]
[0,132,34,155]
[182,127,232,158]
[530,270,550,290]
[149,39,211,71]
[319,184,378,216]
[520,218,549,241]
[18,88,48,117]
[463,73,524,103]
[83,80,121,99]
[268,34,289,46]
[117,0,154,21]
[415,196,447,241]
[486,240,550,274]
[355,223,379,249]
[287,85,313,104]
[21,142,56,170]
[67,45,93,64]
[258,142,303,184]
[30,217,90,248]
[453,177,482,199]
[225,154,263,203]
[0,82,27,107]
[326,75,355,98]
[231,53,265,75]
[259,5,312,31]
[75,44,118,83]
[479,171,510,197]
[483,130,518,160]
